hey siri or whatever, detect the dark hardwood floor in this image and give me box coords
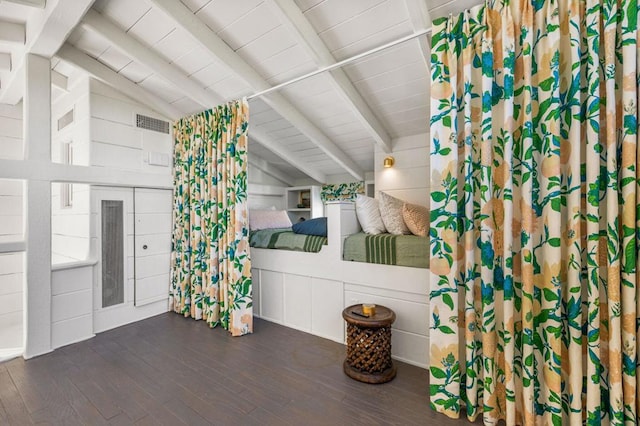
[0,313,476,425]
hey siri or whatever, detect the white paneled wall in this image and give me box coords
[51,183,90,264]
[0,103,23,161]
[89,79,172,175]
[0,179,24,244]
[0,252,24,355]
[45,77,174,350]
[0,103,25,247]
[256,269,345,343]
[247,163,286,210]
[344,283,428,365]
[375,132,429,207]
[50,76,92,265]
[0,98,24,359]
[51,264,94,349]
[52,75,90,166]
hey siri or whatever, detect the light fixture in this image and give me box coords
[383,156,395,168]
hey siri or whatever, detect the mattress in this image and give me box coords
[343,232,429,268]
[249,228,327,253]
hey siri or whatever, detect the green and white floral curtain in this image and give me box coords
[170,99,253,337]
[429,0,639,424]
[321,181,365,202]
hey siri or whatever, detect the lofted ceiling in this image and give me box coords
[0,0,480,183]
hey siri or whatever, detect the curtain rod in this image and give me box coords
[247,27,432,101]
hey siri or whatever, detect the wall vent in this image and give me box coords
[57,108,74,131]
[136,114,170,134]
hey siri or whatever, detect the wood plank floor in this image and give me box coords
[0,313,478,425]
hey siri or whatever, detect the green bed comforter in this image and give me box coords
[343,232,429,268]
[249,228,327,253]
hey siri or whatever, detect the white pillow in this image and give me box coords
[249,210,292,231]
[378,192,411,235]
[355,194,386,234]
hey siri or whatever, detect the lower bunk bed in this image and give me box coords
[250,228,327,253]
[250,202,431,369]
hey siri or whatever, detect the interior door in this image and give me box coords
[92,186,134,333]
[134,188,172,307]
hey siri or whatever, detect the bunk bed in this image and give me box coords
[250,202,431,368]
[250,228,327,253]
[343,232,429,268]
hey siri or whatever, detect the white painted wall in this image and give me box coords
[51,263,94,349]
[0,179,24,244]
[375,132,429,207]
[323,172,375,185]
[0,252,24,357]
[0,104,24,245]
[50,76,91,265]
[51,183,90,264]
[0,102,24,359]
[50,76,175,266]
[0,103,23,161]
[52,74,90,166]
[46,79,175,350]
[89,79,172,174]
[247,161,286,210]
[1,60,178,358]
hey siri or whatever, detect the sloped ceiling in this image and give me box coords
[0,0,481,183]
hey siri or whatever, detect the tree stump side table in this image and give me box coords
[342,304,396,384]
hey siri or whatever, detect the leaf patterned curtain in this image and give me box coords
[170,99,253,337]
[320,181,365,202]
[429,1,639,424]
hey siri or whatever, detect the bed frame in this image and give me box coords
[250,202,430,369]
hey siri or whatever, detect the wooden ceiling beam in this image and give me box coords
[0,20,25,45]
[56,44,182,120]
[81,9,223,108]
[248,155,295,186]
[0,0,95,104]
[80,10,327,183]
[250,128,326,184]
[1,0,45,8]
[148,0,363,181]
[404,0,431,74]
[267,0,392,154]
[50,69,67,91]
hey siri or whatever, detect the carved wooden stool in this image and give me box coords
[342,304,396,384]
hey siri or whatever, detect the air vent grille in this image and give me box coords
[136,114,170,134]
[57,109,74,130]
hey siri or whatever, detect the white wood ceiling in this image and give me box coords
[0,0,480,182]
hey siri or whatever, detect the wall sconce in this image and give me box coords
[383,156,395,168]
